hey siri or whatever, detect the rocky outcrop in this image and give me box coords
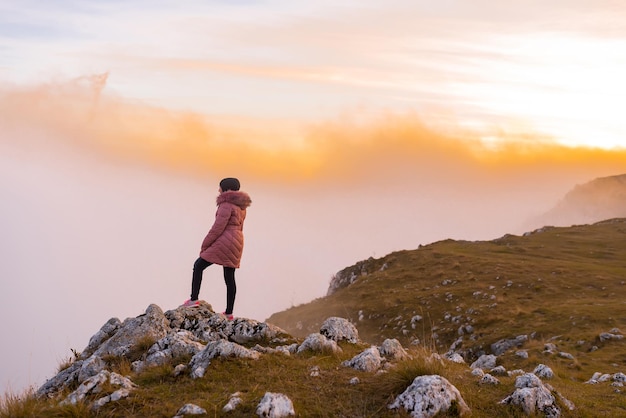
[320,317,359,343]
[256,392,295,417]
[342,339,412,373]
[342,346,382,372]
[59,370,136,409]
[190,340,261,379]
[491,335,528,355]
[91,304,170,359]
[389,375,470,417]
[34,303,592,416]
[500,373,561,417]
[297,333,342,354]
[37,302,292,405]
[133,330,205,373]
[174,403,207,417]
[379,338,410,361]
[470,354,497,371]
[326,256,388,295]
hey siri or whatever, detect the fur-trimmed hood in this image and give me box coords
[216,190,252,209]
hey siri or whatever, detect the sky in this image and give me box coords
[1,0,626,395]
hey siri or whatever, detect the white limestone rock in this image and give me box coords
[297,333,342,354]
[500,373,561,417]
[165,304,289,345]
[78,355,107,383]
[134,330,206,373]
[342,346,383,372]
[80,317,122,359]
[388,375,470,417]
[471,368,485,377]
[190,340,260,379]
[223,393,243,413]
[599,332,624,342]
[445,352,466,364]
[544,343,557,353]
[515,350,529,359]
[490,366,507,376]
[470,354,497,371]
[256,392,295,417]
[60,370,136,407]
[480,374,500,385]
[534,364,554,379]
[37,360,84,398]
[174,403,207,416]
[319,317,359,344]
[378,338,409,361]
[508,369,526,377]
[93,304,170,359]
[491,335,528,355]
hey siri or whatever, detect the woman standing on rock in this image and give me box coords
[181,177,252,320]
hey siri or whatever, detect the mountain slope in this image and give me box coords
[268,219,626,358]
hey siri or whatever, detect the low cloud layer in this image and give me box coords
[2,79,624,188]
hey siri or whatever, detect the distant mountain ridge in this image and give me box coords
[529,173,626,228]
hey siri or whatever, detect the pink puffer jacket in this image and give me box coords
[199,190,252,268]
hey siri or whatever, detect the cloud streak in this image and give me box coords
[2,79,624,188]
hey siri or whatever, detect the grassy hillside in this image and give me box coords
[3,219,626,417]
[269,219,626,351]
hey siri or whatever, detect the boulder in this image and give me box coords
[500,373,561,417]
[36,360,84,398]
[445,352,466,364]
[165,304,289,344]
[133,330,206,373]
[491,335,528,355]
[319,317,359,343]
[174,403,207,417]
[516,350,529,359]
[223,393,243,412]
[599,332,624,342]
[92,304,170,358]
[342,347,382,372]
[80,317,122,359]
[490,366,507,376]
[59,370,136,408]
[388,375,470,417]
[256,392,295,417]
[534,364,554,379]
[379,338,409,361]
[480,374,500,385]
[78,355,107,383]
[470,354,497,371]
[190,340,260,378]
[297,333,342,354]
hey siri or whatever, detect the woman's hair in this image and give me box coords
[220,177,240,192]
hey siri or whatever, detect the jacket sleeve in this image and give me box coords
[200,204,231,251]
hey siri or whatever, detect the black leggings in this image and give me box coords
[190,257,236,314]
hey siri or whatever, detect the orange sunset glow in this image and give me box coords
[1,1,625,394]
